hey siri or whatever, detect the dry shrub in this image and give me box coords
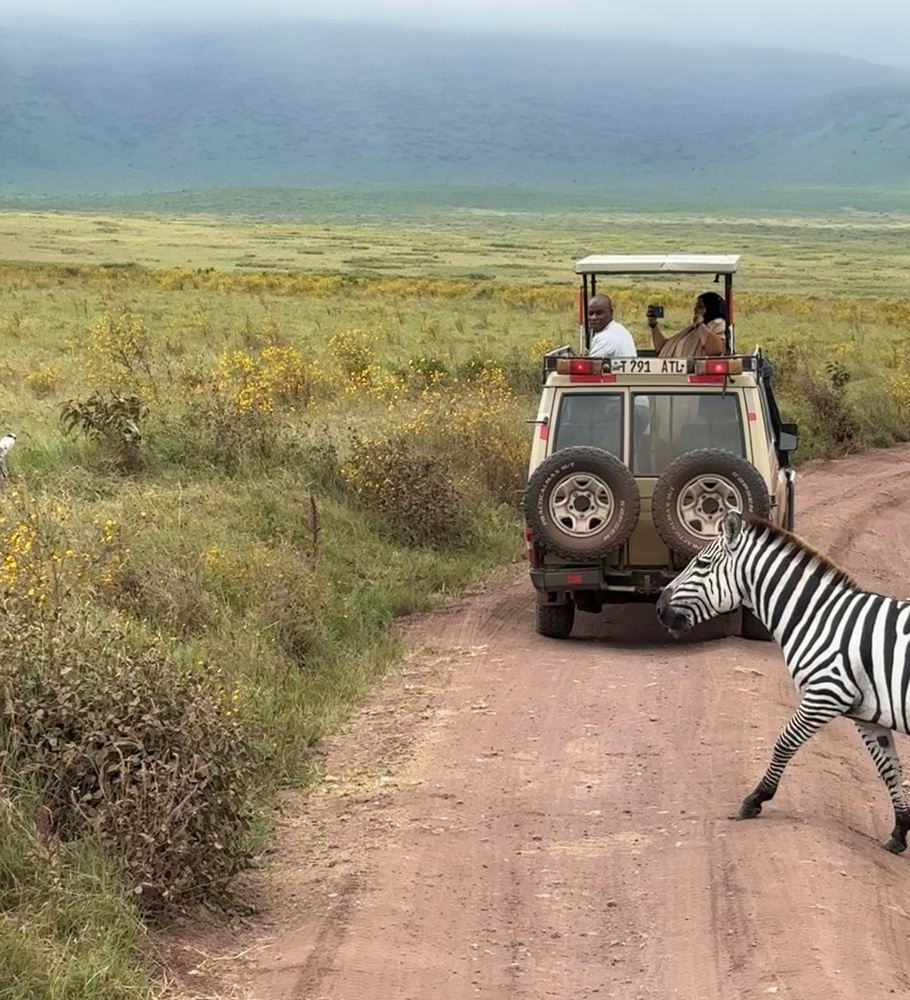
[83,310,158,400]
[326,328,377,381]
[199,542,326,661]
[243,545,325,662]
[111,555,214,637]
[399,367,529,507]
[341,435,466,547]
[24,367,61,398]
[175,346,323,470]
[0,606,261,913]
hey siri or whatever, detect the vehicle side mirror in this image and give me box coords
[779,422,798,454]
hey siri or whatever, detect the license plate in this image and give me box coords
[607,358,688,375]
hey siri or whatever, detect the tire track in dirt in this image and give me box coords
[167,445,910,1000]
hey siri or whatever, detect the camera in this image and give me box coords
[647,305,664,319]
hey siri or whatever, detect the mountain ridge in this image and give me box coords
[1,21,908,209]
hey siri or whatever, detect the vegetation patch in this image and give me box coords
[0,212,907,996]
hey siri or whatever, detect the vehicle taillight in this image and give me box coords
[523,524,539,565]
[554,357,617,383]
[694,358,743,376]
[556,358,603,375]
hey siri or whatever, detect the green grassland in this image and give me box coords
[0,206,908,998]
[2,205,910,296]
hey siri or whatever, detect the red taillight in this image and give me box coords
[523,524,541,566]
[557,358,602,375]
[688,357,744,384]
[703,359,730,375]
[538,424,549,441]
[693,358,743,376]
[566,573,583,585]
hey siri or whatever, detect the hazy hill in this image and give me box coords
[0,21,908,209]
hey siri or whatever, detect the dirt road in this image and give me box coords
[172,447,910,1000]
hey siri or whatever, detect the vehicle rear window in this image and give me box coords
[553,393,623,458]
[632,393,744,476]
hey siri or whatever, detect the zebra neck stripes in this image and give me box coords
[737,523,858,654]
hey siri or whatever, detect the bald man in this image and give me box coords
[587,295,637,358]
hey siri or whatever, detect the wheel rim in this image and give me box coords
[549,472,615,537]
[676,474,743,540]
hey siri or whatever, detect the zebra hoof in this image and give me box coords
[884,836,907,855]
[737,800,763,820]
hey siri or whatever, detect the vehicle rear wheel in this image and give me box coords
[652,449,771,557]
[523,447,640,560]
[741,609,773,642]
[536,600,575,639]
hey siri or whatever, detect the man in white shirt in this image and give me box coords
[586,295,637,358]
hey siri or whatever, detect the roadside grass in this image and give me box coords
[0,209,907,997]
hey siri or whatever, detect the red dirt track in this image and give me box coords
[172,447,910,1000]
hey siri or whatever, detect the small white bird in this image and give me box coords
[0,433,15,481]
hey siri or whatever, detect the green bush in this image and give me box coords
[0,607,262,913]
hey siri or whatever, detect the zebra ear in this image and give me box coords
[722,510,744,547]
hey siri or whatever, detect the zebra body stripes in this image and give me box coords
[657,511,910,853]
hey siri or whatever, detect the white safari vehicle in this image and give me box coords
[522,254,798,639]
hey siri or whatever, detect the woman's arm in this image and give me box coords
[649,320,667,352]
[696,321,726,356]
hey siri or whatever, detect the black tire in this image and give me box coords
[741,609,773,642]
[536,601,575,639]
[652,449,770,558]
[523,447,640,560]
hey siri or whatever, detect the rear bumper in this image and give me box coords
[530,566,677,600]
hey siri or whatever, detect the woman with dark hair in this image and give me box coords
[647,292,727,358]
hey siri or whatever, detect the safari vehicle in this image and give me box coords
[522,254,798,639]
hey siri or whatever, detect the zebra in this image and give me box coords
[656,510,910,854]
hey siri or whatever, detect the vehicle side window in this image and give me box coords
[632,393,745,476]
[759,387,776,450]
[553,393,623,459]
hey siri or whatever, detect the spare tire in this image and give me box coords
[523,447,640,560]
[652,449,770,557]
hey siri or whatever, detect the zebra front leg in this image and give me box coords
[854,721,910,854]
[738,696,845,820]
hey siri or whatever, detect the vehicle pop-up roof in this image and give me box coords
[574,254,741,353]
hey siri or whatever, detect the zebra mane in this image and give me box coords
[744,515,858,589]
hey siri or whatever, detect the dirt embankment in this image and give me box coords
[169,446,910,1000]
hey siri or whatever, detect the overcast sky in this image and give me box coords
[3,0,909,68]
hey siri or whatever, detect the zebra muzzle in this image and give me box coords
[656,587,691,637]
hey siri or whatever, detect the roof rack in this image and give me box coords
[575,254,740,276]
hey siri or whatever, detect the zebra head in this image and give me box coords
[656,510,747,636]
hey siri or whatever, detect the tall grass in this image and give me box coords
[0,215,907,996]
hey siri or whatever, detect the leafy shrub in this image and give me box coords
[341,434,466,547]
[0,608,262,913]
[61,393,146,472]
